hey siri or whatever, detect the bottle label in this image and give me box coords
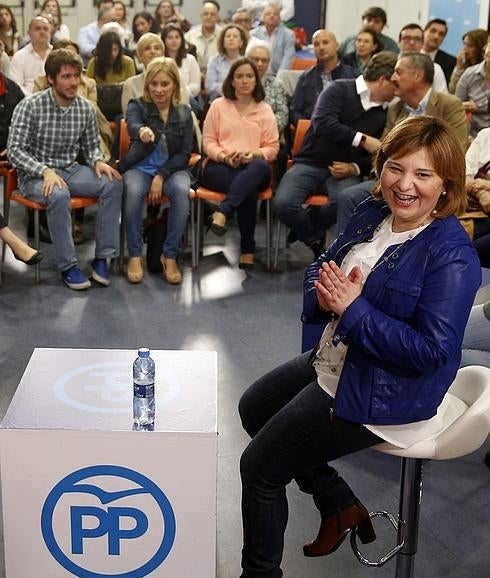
[133,383,155,398]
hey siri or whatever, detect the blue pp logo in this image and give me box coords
[41,465,176,578]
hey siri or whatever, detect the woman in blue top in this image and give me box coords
[120,57,193,285]
[238,116,481,578]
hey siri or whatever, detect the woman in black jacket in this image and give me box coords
[120,57,193,285]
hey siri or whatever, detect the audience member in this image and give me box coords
[0,60,24,165]
[232,8,261,51]
[247,41,289,178]
[274,52,397,256]
[0,58,42,267]
[119,57,193,286]
[185,1,222,75]
[0,4,20,56]
[40,0,70,43]
[460,301,490,368]
[7,48,122,290]
[154,1,191,33]
[77,6,116,64]
[397,23,447,92]
[128,11,158,62]
[122,32,164,115]
[33,38,114,163]
[242,0,294,25]
[202,57,279,271]
[342,27,382,74]
[455,41,490,139]
[0,214,44,267]
[112,1,132,49]
[448,28,488,93]
[464,126,490,266]
[162,23,200,101]
[336,52,467,234]
[251,3,295,74]
[0,37,10,77]
[290,29,358,126]
[9,16,52,95]
[238,115,480,578]
[422,18,456,85]
[205,23,248,101]
[86,30,136,85]
[339,6,398,56]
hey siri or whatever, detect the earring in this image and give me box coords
[441,191,447,196]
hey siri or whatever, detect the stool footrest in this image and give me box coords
[350,511,405,567]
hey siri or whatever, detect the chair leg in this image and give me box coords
[190,194,197,269]
[119,200,125,273]
[273,219,282,270]
[265,198,271,270]
[395,457,423,578]
[33,211,41,284]
[195,198,203,268]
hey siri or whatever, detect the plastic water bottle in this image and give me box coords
[133,348,155,427]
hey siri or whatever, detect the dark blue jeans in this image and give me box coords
[238,351,382,578]
[200,158,271,253]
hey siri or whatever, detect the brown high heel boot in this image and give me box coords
[303,500,376,557]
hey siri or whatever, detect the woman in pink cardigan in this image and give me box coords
[201,57,279,270]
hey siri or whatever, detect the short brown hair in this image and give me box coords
[217,23,248,56]
[222,57,265,102]
[373,116,467,218]
[143,56,181,105]
[44,48,83,81]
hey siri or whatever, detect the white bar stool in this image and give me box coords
[350,365,490,577]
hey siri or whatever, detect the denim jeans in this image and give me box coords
[336,179,374,235]
[238,351,382,578]
[20,163,123,272]
[273,163,360,245]
[200,159,271,253]
[123,169,190,259]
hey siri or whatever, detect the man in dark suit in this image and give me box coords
[274,51,397,255]
[423,18,456,85]
[336,51,467,234]
[290,29,358,125]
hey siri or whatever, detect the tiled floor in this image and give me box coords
[0,205,489,577]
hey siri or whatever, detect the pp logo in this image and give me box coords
[41,465,176,578]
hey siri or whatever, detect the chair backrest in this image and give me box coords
[292,119,311,156]
[291,57,316,70]
[119,118,130,160]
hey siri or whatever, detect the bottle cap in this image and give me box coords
[138,347,150,358]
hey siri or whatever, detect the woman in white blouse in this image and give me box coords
[161,22,200,102]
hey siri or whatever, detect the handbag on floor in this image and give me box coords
[144,207,168,273]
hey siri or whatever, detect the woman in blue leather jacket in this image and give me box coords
[238,116,482,578]
[120,57,193,285]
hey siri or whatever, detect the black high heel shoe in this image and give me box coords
[303,500,376,557]
[14,250,44,266]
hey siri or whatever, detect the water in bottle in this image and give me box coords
[133,347,155,427]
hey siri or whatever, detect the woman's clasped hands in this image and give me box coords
[223,150,259,167]
[314,260,363,316]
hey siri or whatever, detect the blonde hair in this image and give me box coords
[143,56,181,105]
[136,32,164,58]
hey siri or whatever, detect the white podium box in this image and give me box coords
[0,348,218,578]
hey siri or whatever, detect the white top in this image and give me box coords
[465,126,490,177]
[9,43,52,94]
[314,216,466,448]
[179,54,201,98]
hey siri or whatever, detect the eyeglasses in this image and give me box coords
[400,35,423,43]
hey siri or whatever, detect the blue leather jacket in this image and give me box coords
[119,98,193,179]
[303,198,481,425]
